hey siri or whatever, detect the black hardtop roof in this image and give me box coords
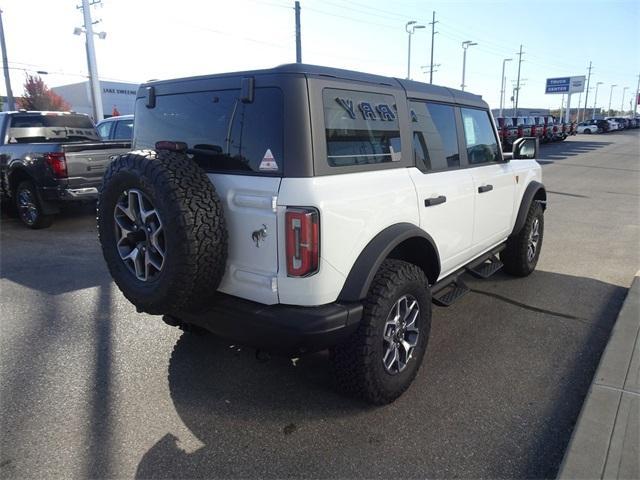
[139,63,487,108]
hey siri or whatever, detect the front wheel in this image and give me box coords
[14,180,53,229]
[331,259,431,405]
[501,201,544,277]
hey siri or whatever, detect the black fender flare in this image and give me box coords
[511,181,546,236]
[337,223,441,302]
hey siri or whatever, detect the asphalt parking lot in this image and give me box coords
[1,131,639,479]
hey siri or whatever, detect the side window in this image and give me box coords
[113,119,133,140]
[461,108,501,165]
[323,88,401,167]
[97,122,112,140]
[409,101,460,172]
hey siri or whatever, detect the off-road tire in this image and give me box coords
[15,180,53,229]
[97,150,228,315]
[331,259,431,405]
[501,201,544,277]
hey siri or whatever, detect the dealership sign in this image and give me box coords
[545,76,586,94]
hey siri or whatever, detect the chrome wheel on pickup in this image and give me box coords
[14,180,53,229]
[114,189,165,282]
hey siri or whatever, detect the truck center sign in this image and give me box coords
[545,76,586,94]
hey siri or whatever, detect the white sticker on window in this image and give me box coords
[259,149,278,171]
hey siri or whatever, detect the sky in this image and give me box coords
[2,0,639,112]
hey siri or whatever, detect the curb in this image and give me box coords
[557,271,640,479]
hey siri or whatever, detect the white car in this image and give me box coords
[97,65,547,404]
[576,122,598,134]
[607,120,620,131]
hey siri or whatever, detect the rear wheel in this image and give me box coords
[331,259,431,405]
[14,180,53,229]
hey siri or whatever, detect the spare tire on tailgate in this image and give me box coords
[97,149,228,315]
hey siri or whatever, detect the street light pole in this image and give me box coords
[0,9,15,111]
[77,0,104,121]
[608,84,617,116]
[621,86,629,114]
[499,58,512,117]
[405,21,425,80]
[460,40,477,92]
[592,81,603,119]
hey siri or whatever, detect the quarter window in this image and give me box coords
[323,88,401,167]
[409,101,460,171]
[461,108,501,165]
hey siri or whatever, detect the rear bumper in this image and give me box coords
[167,294,364,355]
[40,185,99,202]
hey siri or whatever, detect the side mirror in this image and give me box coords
[512,137,538,160]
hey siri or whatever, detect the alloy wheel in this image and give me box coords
[114,189,165,281]
[527,217,540,263]
[382,294,420,375]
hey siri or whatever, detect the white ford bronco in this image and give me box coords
[97,64,546,404]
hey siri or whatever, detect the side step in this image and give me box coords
[432,278,470,307]
[466,255,504,279]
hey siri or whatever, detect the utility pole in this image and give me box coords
[428,11,438,84]
[592,81,603,119]
[499,58,512,117]
[77,0,104,121]
[608,84,617,116]
[514,44,524,116]
[559,94,564,122]
[294,1,301,63]
[576,92,582,123]
[0,9,15,111]
[581,61,593,122]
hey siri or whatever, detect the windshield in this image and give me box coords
[7,114,99,143]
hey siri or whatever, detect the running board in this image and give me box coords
[430,243,506,307]
[432,278,470,307]
[466,255,504,279]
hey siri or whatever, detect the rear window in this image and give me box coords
[134,88,283,175]
[7,114,98,143]
[323,88,401,167]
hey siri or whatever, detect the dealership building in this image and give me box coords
[51,80,139,119]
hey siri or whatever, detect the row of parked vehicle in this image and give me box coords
[495,115,576,151]
[576,117,640,134]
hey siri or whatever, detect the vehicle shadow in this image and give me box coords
[135,270,626,479]
[0,201,107,295]
[539,139,612,162]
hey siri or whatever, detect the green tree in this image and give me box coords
[16,74,70,111]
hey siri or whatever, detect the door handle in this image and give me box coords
[424,195,447,207]
[478,185,493,193]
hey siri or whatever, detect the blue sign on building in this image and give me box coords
[545,77,571,94]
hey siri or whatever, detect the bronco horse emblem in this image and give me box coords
[251,224,268,247]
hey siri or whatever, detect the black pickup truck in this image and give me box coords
[0,111,131,228]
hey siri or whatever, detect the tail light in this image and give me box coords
[44,152,68,178]
[286,207,319,277]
